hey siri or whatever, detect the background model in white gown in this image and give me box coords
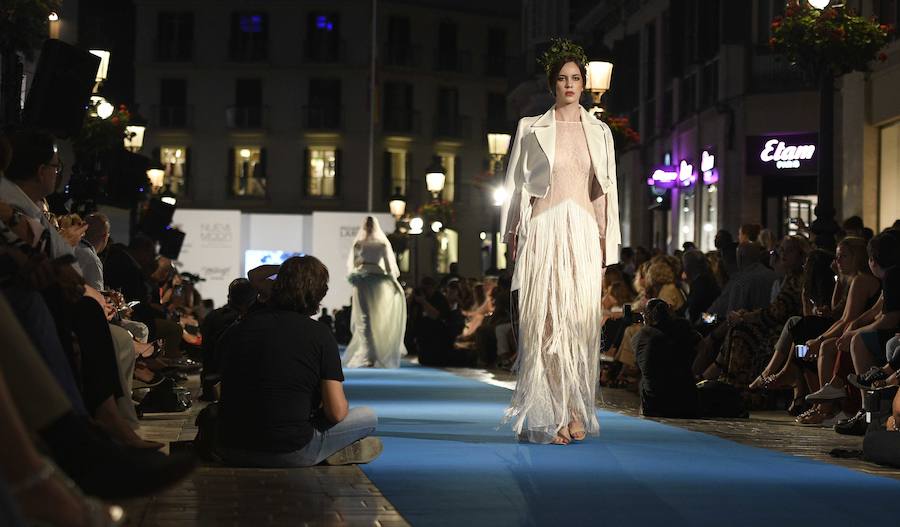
[343,217,408,368]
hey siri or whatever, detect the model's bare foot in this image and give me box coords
[568,419,586,441]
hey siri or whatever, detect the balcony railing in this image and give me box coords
[382,110,420,135]
[153,105,193,129]
[226,106,267,129]
[433,49,472,73]
[303,105,342,130]
[433,115,470,139]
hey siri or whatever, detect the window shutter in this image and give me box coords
[334,148,342,197]
[227,148,235,196]
[383,151,392,200]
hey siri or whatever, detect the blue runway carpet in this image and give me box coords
[343,365,900,527]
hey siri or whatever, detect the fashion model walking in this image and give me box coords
[343,216,407,368]
[500,39,621,444]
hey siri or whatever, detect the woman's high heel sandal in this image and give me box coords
[11,458,125,527]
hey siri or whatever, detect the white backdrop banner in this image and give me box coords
[311,211,395,312]
[171,209,243,308]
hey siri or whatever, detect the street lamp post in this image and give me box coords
[425,156,446,200]
[585,61,613,120]
[487,132,511,271]
[806,0,839,250]
[409,216,424,286]
[387,187,408,278]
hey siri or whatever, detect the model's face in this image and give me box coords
[554,62,584,106]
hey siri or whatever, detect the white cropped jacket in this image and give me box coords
[499,106,622,266]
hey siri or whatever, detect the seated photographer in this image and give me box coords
[633,298,700,418]
[199,278,256,401]
[217,256,381,467]
[610,260,685,385]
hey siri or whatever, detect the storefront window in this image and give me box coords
[700,184,717,251]
[785,195,816,237]
[677,188,695,249]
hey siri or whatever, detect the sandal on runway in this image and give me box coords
[568,420,586,442]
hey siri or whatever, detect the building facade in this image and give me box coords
[523,0,899,253]
[133,0,520,278]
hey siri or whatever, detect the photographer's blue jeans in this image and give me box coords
[219,406,378,468]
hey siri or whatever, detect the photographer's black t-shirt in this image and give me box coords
[883,266,899,315]
[217,307,344,453]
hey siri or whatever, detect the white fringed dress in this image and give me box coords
[505,119,604,443]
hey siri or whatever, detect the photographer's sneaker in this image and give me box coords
[324,437,383,466]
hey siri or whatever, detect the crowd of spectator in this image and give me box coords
[384,213,899,462]
[0,129,199,525]
[3,123,899,523]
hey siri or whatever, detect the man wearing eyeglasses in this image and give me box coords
[0,129,80,274]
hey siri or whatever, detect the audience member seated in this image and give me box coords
[714,229,739,280]
[199,278,257,401]
[804,230,900,433]
[633,299,700,418]
[611,259,686,384]
[682,249,720,324]
[217,256,381,467]
[709,236,809,389]
[412,277,469,366]
[710,242,781,319]
[761,240,877,417]
[104,235,184,362]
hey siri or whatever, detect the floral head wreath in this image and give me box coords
[538,38,588,75]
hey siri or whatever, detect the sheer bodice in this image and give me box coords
[531,121,594,217]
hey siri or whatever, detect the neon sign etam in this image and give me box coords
[759,139,816,169]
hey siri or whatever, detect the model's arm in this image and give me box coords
[499,118,528,251]
[600,122,621,266]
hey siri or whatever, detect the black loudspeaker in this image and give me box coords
[159,228,186,261]
[23,39,100,139]
[138,198,176,241]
